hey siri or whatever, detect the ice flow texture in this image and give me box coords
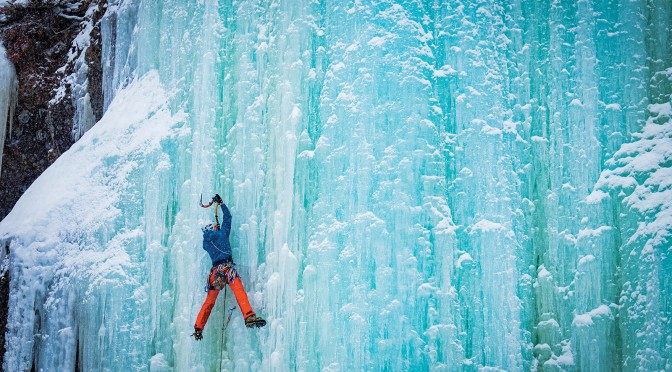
[0,0,671,371]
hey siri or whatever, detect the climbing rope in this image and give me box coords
[220,289,237,371]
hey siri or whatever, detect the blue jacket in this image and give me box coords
[202,204,233,265]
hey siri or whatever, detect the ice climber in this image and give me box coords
[192,194,266,341]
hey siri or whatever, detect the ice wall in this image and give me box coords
[0,0,671,371]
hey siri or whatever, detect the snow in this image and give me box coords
[480,124,503,136]
[368,36,386,47]
[471,219,504,232]
[605,103,622,111]
[578,255,596,266]
[0,0,28,6]
[555,342,575,366]
[592,100,672,252]
[577,226,612,240]
[456,253,473,269]
[572,305,613,327]
[331,61,346,72]
[538,267,552,280]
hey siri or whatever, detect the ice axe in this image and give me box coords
[200,193,223,227]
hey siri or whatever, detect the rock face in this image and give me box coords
[0,0,106,367]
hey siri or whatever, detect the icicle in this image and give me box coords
[0,41,17,178]
[67,5,99,141]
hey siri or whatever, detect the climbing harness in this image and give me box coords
[208,261,239,290]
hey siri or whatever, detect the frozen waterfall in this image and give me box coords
[0,0,671,371]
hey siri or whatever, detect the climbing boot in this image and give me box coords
[245,315,266,328]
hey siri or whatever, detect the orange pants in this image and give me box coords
[195,270,255,330]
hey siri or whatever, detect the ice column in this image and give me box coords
[434,1,532,369]
[100,0,141,109]
[526,0,653,369]
[67,5,97,141]
[0,42,17,177]
[301,1,454,370]
[614,0,672,370]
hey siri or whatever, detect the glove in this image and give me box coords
[192,328,203,341]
